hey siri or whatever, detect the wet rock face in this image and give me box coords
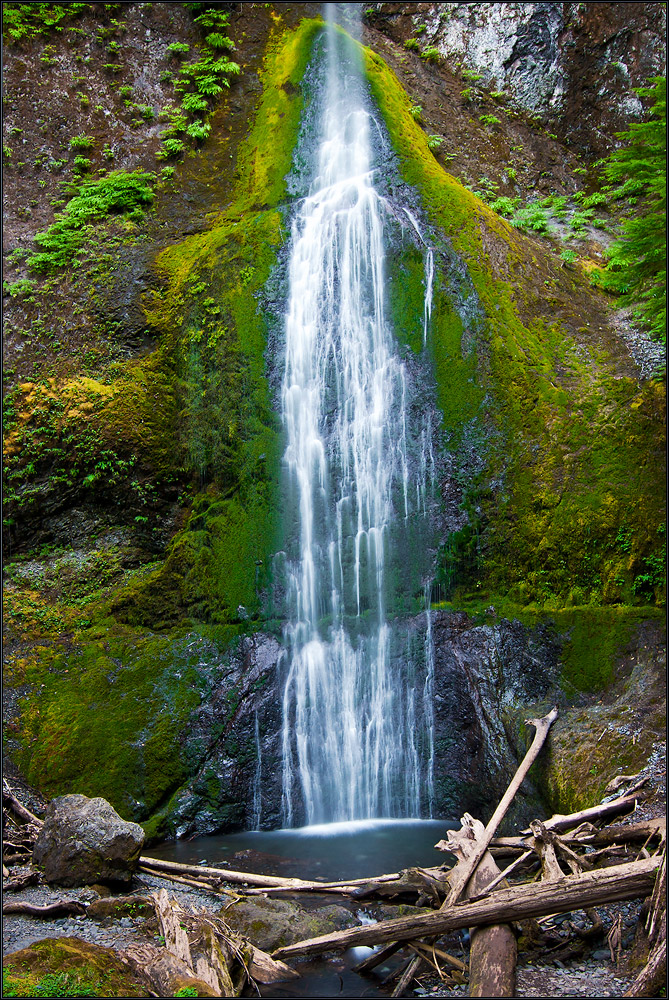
[171,613,560,837]
[33,794,145,886]
[429,611,561,825]
[366,2,666,153]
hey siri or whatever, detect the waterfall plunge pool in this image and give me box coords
[149,820,460,998]
[149,818,455,882]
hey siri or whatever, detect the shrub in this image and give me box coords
[511,202,551,233]
[404,38,420,51]
[158,138,187,159]
[479,114,501,126]
[166,41,190,57]
[426,134,443,150]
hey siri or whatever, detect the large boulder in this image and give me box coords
[33,794,144,886]
[220,896,356,952]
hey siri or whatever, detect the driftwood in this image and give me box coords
[273,855,660,960]
[624,852,667,997]
[537,792,650,834]
[391,953,424,997]
[440,706,558,906]
[446,814,516,998]
[2,782,44,828]
[150,888,298,997]
[3,899,86,918]
[2,870,40,892]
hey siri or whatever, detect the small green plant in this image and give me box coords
[409,104,423,120]
[174,989,199,998]
[102,144,114,161]
[489,195,517,217]
[158,137,186,159]
[3,279,34,298]
[69,135,95,152]
[479,114,501,126]
[560,248,578,265]
[77,92,89,107]
[426,134,443,151]
[118,84,133,99]
[460,87,472,101]
[489,90,505,100]
[404,38,420,51]
[167,41,190,57]
[511,201,551,233]
[72,155,92,174]
[421,46,441,63]
[462,69,483,81]
[2,969,99,997]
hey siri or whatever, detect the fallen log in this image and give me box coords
[440,706,558,906]
[141,855,406,893]
[2,870,40,892]
[2,783,44,828]
[353,940,403,973]
[625,910,666,998]
[3,899,86,918]
[391,953,424,998]
[273,855,660,960]
[535,793,649,835]
[491,817,665,854]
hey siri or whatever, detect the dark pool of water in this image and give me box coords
[149,817,455,882]
[149,819,459,998]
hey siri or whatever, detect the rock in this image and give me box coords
[219,896,356,952]
[2,937,147,997]
[87,895,154,921]
[33,794,145,887]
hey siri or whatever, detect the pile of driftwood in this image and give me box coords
[140,709,666,998]
[3,709,666,997]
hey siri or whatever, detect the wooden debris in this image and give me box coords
[538,792,649,834]
[148,888,299,997]
[3,869,40,892]
[439,706,558,906]
[3,899,86,918]
[273,855,661,960]
[352,940,403,973]
[2,781,44,828]
[390,953,424,998]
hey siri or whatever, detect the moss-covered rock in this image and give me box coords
[2,937,149,998]
[219,896,356,952]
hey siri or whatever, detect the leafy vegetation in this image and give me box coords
[3,970,99,997]
[600,77,666,342]
[26,171,155,273]
[2,3,90,42]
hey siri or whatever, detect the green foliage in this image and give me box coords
[511,201,551,233]
[167,41,190,57]
[72,155,92,174]
[158,137,187,159]
[601,77,666,342]
[409,104,423,120]
[69,135,95,152]
[27,171,155,273]
[3,3,89,42]
[560,248,578,265]
[3,278,34,298]
[174,991,199,998]
[421,46,441,63]
[404,38,420,51]
[489,196,517,217]
[479,114,501,126]
[462,69,483,81]
[3,971,98,997]
[426,134,443,151]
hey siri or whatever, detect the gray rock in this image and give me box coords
[33,794,144,887]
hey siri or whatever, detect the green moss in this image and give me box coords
[2,937,149,997]
[14,630,203,819]
[363,43,666,614]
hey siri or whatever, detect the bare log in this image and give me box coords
[625,910,666,997]
[537,793,649,834]
[441,706,558,906]
[448,814,516,998]
[141,854,404,893]
[353,941,403,973]
[2,783,44,828]
[3,870,40,892]
[3,899,86,918]
[273,855,660,960]
[391,953,424,998]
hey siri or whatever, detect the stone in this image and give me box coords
[219,896,356,952]
[33,794,144,887]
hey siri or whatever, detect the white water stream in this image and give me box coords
[279,6,436,826]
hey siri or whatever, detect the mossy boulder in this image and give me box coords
[2,937,149,997]
[219,896,356,952]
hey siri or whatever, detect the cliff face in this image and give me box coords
[2,3,665,838]
[364,2,667,154]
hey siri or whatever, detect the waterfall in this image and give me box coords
[279,4,435,827]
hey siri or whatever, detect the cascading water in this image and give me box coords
[279,4,437,827]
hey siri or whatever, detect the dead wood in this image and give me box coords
[537,792,650,835]
[440,706,558,906]
[624,910,667,997]
[3,899,86,918]
[447,814,516,998]
[391,953,424,998]
[140,862,225,893]
[273,855,660,960]
[352,940,401,973]
[2,783,44,828]
[3,870,40,892]
[150,888,298,997]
